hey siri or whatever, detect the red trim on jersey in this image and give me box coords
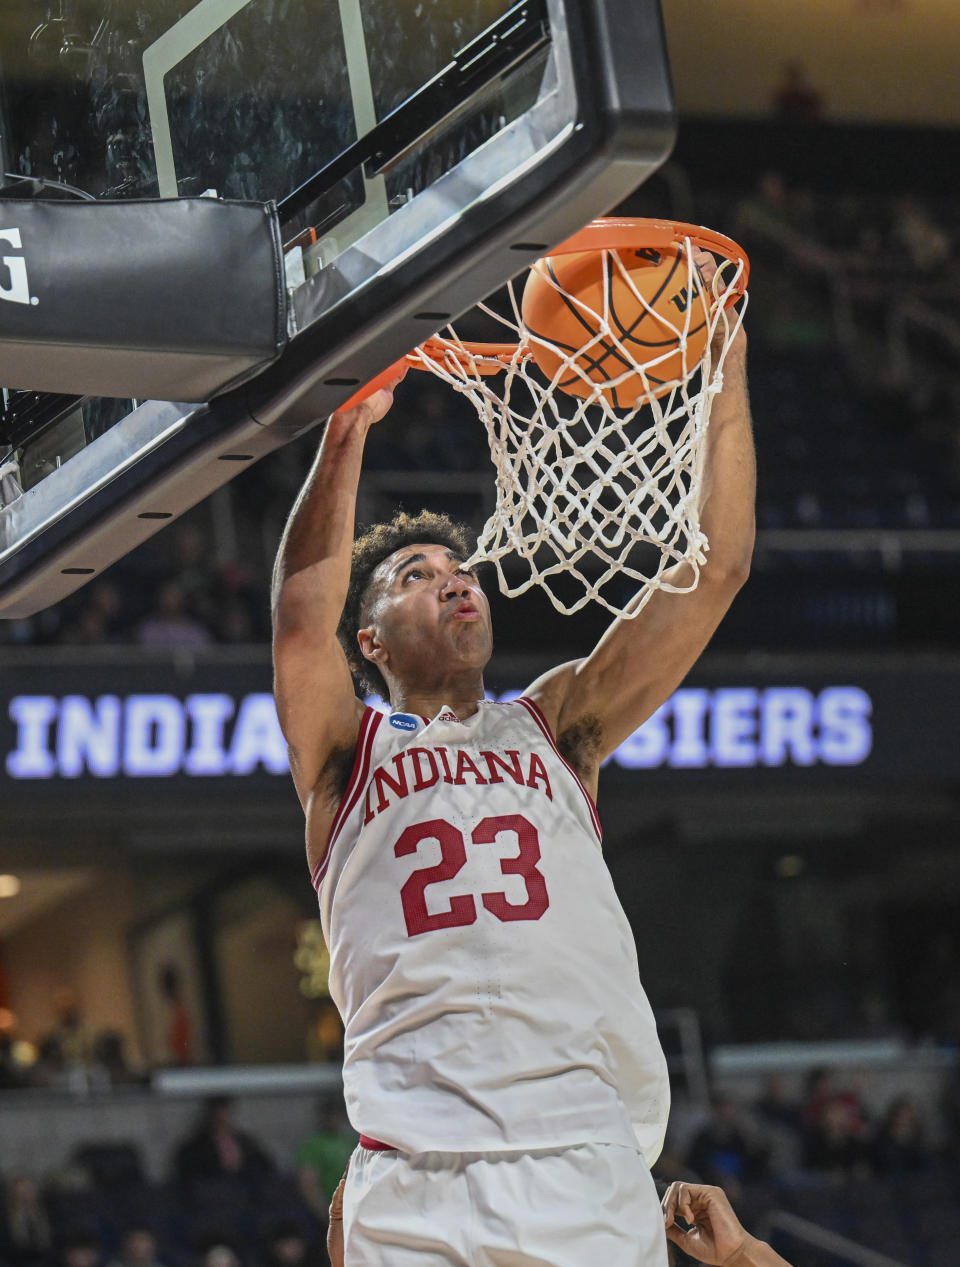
[358,1134,396,1151]
[514,696,603,844]
[311,706,384,892]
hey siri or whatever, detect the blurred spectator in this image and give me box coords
[49,991,91,1074]
[174,1097,273,1187]
[943,1065,960,1166]
[752,1075,801,1133]
[106,1229,167,1267]
[91,1031,140,1087]
[28,1038,66,1090]
[168,525,218,623]
[214,592,256,644]
[137,581,213,651]
[72,1144,144,1193]
[295,1098,356,1216]
[802,1094,871,1176]
[0,1020,26,1090]
[871,1095,931,1175]
[732,172,833,351]
[801,1066,833,1130]
[686,1096,770,1197]
[258,1220,324,1267]
[158,965,194,1067]
[57,1233,103,1267]
[55,583,125,646]
[770,61,824,122]
[802,1067,868,1137]
[0,1177,53,1267]
[194,1242,241,1267]
[891,197,952,274]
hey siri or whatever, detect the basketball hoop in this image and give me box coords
[349,218,749,619]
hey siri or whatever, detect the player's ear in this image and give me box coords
[357,625,385,666]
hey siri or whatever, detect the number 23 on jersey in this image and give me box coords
[394,814,550,937]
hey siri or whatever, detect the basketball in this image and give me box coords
[521,244,711,409]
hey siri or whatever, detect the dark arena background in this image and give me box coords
[2,3,960,1266]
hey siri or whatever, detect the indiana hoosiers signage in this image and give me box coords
[3,685,873,781]
[6,692,287,779]
[614,685,872,769]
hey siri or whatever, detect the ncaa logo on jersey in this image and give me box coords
[389,712,419,732]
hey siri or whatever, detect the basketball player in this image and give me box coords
[272,248,755,1265]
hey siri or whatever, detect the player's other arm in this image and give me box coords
[528,273,755,763]
[662,1182,792,1267]
[271,377,404,806]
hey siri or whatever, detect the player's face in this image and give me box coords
[362,542,493,686]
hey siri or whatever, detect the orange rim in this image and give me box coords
[544,217,750,308]
[338,218,748,408]
[336,340,526,410]
[413,337,529,373]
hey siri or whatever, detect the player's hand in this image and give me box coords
[661,1180,751,1265]
[693,246,720,293]
[693,247,747,366]
[332,363,408,428]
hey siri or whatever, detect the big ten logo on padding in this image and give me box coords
[0,228,38,306]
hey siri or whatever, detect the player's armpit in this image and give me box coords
[522,555,747,774]
[562,560,748,757]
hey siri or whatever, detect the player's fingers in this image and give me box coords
[362,387,400,423]
[336,359,408,415]
[660,1181,680,1223]
[384,363,409,391]
[692,248,717,281]
[676,1182,696,1226]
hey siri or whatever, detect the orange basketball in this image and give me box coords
[521,244,710,408]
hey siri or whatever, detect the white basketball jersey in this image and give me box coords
[313,696,669,1162]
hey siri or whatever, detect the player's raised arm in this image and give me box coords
[526,250,755,778]
[271,375,404,806]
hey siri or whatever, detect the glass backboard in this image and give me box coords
[0,0,675,616]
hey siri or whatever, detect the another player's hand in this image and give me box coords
[332,363,408,428]
[661,1180,750,1265]
[327,1165,347,1267]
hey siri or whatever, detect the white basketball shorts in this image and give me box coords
[343,1140,669,1267]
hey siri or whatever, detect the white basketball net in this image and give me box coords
[410,235,747,619]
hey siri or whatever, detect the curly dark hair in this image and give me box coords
[338,509,475,699]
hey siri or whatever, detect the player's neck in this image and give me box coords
[388,672,486,721]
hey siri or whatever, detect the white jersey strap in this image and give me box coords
[513,696,603,844]
[312,705,384,892]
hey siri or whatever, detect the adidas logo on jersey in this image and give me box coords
[0,229,38,306]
